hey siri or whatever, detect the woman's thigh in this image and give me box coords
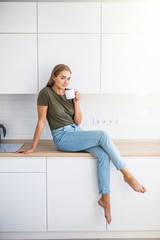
[54,129,105,152]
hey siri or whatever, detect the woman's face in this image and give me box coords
[53,70,71,90]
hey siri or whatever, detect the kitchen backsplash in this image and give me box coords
[0,94,160,140]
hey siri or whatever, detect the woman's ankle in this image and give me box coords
[120,167,131,178]
[102,193,110,201]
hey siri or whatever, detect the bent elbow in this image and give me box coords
[38,119,46,127]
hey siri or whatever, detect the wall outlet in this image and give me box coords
[93,118,119,126]
[93,118,101,126]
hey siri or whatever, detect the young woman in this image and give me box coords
[16,64,146,224]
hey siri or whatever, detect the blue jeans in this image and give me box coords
[51,123,126,194]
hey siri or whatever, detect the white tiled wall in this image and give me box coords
[0,94,160,140]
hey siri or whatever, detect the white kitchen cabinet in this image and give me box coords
[38,2,100,33]
[0,157,46,231]
[47,157,106,231]
[101,34,160,93]
[102,2,160,33]
[108,157,160,231]
[0,173,46,231]
[38,34,100,93]
[0,157,46,172]
[0,34,37,94]
[0,2,36,33]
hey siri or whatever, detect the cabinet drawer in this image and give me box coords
[0,157,46,172]
[38,2,100,33]
[102,2,160,34]
[0,34,37,94]
[0,2,36,33]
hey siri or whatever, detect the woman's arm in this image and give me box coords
[15,105,48,154]
[73,90,82,125]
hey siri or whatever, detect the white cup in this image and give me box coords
[65,88,75,99]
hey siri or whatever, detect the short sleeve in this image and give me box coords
[37,88,48,106]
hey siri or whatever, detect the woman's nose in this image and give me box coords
[65,80,69,84]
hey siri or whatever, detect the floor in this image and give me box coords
[39,238,160,240]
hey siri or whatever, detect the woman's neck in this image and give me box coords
[52,85,65,95]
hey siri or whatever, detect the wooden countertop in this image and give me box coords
[0,139,160,157]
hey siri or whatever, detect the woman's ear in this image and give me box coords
[52,74,56,82]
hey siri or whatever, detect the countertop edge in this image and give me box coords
[0,139,160,157]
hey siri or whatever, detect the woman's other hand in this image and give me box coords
[74,89,81,102]
[14,147,35,154]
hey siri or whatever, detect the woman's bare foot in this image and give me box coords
[121,168,146,193]
[98,194,112,224]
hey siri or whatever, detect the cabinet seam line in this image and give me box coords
[100,2,102,93]
[46,157,48,231]
[36,2,39,93]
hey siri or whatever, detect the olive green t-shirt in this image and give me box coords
[37,87,75,130]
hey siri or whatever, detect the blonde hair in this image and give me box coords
[46,64,72,87]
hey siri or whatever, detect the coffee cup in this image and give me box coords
[65,88,75,99]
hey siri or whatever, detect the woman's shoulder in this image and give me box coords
[37,87,51,106]
[39,87,50,94]
[38,87,53,98]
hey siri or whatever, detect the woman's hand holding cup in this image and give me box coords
[74,89,81,102]
[65,88,81,102]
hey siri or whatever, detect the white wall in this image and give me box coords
[0,94,159,140]
[0,1,160,140]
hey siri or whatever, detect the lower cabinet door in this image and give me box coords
[47,157,106,231]
[108,157,160,231]
[0,173,46,231]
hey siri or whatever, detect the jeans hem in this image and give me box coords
[117,163,127,171]
[99,190,110,194]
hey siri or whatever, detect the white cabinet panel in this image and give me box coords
[108,157,160,231]
[0,2,36,33]
[38,2,100,33]
[102,34,160,93]
[38,34,100,93]
[0,173,46,231]
[102,2,160,33]
[0,34,37,94]
[0,157,46,172]
[47,157,106,231]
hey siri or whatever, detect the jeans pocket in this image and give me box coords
[75,125,82,131]
[52,131,64,143]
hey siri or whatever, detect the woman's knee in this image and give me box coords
[97,130,109,136]
[98,130,110,143]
